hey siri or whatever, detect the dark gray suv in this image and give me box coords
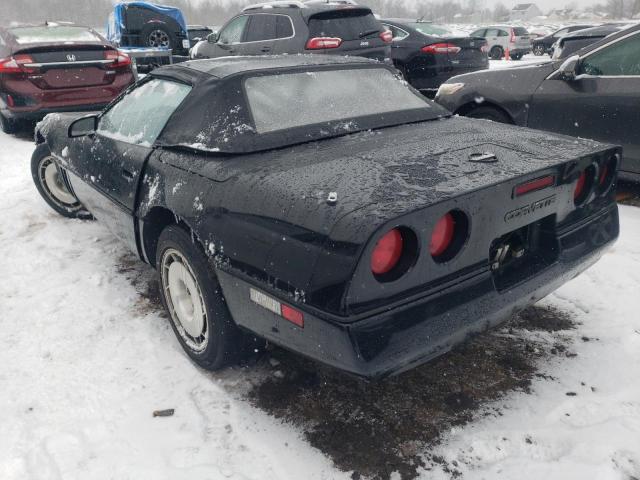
[190,1,391,61]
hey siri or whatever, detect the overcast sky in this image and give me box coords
[474,0,596,11]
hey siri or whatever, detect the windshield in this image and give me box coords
[245,68,431,134]
[9,26,102,44]
[408,23,451,36]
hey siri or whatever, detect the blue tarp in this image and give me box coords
[106,2,188,44]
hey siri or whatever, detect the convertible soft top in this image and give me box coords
[151,55,448,154]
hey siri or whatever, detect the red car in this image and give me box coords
[0,22,135,133]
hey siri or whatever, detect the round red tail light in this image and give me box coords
[574,171,587,200]
[371,228,404,276]
[430,213,455,257]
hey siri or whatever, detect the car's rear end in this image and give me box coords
[304,6,391,61]
[508,26,531,56]
[0,24,134,125]
[214,117,620,378]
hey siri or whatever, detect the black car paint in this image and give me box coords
[554,23,631,59]
[437,25,640,181]
[381,19,488,93]
[532,25,594,55]
[193,5,389,62]
[36,56,620,377]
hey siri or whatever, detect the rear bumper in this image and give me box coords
[218,204,619,378]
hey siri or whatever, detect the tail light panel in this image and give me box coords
[0,54,35,74]
[105,49,132,69]
[422,43,462,55]
[430,210,469,263]
[371,227,418,282]
[306,37,342,50]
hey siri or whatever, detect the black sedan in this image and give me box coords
[436,24,640,182]
[32,55,619,378]
[381,19,488,95]
[532,24,594,56]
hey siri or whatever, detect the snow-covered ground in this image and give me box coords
[1,126,640,480]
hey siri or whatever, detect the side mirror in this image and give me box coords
[207,31,219,44]
[558,55,580,81]
[68,114,98,138]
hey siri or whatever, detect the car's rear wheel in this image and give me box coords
[142,24,175,50]
[490,46,504,60]
[466,106,512,124]
[511,53,523,60]
[156,225,241,370]
[30,144,92,219]
[533,45,546,56]
[0,112,19,134]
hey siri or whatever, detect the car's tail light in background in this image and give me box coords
[422,43,462,55]
[0,54,35,74]
[597,155,618,195]
[514,175,555,197]
[574,165,596,206]
[104,49,132,69]
[380,30,393,43]
[306,37,342,49]
[430,210,469,263]
[250,288,304,328]
[510,28,516,44]
[371,228,404,275]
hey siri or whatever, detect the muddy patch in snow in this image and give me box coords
[617,180,640,208]
[248,305,578,480]
[116,254,165,316]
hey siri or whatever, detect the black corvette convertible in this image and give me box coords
[32,55,620,378]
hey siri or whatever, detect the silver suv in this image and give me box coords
[469,25,531,60]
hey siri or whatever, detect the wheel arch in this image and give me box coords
[140,206,194,268]
[455,101,516,124]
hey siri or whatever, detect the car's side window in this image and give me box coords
[554,28,568,38]
[245,14,277,42]
[579,33,640,77]
[275,15,294,38]
[485,28,500,37]
[97,79,191,146]
[219,15,249,44]
[498,29,509,37]
[471,29,486,37]
[382,24,409,41]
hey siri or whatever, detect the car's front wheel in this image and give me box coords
[156,225,241,370]
[0,112,19,134]
[511,53,523,60]
[31,144,92,219]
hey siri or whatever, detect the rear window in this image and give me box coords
[308,9,381,41]
[244,68,430,134]
[408,23,451,36]
[512,27,529,36]
[8,26,102,44]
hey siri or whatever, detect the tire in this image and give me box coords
[156,225,241,370]
[141,23,176,50]
[533,45,545,56]
[30,143,93,219]
[0,112,18,134]
[490,46,504,60]
[466,106,512,124]
[511,53,523,61]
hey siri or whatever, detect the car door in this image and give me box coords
[528,30,640,175]
[381,23,411,64]
[207,15,250,57]
[242,14,279,55]
[67,78,191,250]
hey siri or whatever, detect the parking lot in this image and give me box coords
[2,124,640,479]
